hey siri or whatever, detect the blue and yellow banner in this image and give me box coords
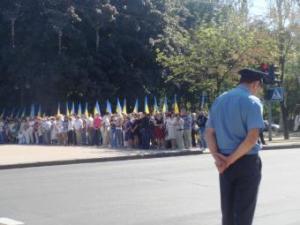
[144,96,150,114]
[133,99,139,113]
[94,101,101,115]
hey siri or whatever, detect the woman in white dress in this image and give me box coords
[165,113,176,149]
[50,117,58,144]
[174,114,184,149]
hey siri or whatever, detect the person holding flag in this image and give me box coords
[93,112,102,146]
[102,112,111,147]
[181,109,192,149]
[153,112,165,149]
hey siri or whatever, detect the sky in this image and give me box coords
[250,0,268,16]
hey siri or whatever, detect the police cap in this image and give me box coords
[238,68,269,83]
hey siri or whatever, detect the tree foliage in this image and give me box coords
[0,0,299,126]
[0,0,170,111]
[156,6,275,101]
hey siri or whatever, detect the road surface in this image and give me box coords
[0,149,299,225]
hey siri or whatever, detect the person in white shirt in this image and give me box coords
[67,116,75,145]
[174,114,184,149]
[28,118,35,144]
[165,113,176,149]
[23,119,31,144]
[50,117,58,144]
[87,115,94,145]
[56,116,64,145]
[33,118,41,144]
[102,113,111,146]
[74,116,83,145]
[42,118,52,145]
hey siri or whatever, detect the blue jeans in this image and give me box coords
[93,129,102,146]
[199,127,207,148]
[110,128,117,148]
[140,128,150,149]
[115,129,123,148]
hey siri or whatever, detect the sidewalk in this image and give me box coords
[0,145,202,170]
[0,135,299,170]
[262,131,300,150]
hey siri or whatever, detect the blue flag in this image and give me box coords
[71,102,75,115]
[30,104,35,117]
[94,101,101,115]
[78,102,82,116]
[133,98,139,113]
[116,98,122,114]
[106,100,112,114]
[153,96,159,113]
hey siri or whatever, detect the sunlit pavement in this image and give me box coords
[0,149,299,225]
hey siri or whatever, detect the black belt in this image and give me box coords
[220,153,259,158]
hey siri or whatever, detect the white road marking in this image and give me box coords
[0,218,24,225]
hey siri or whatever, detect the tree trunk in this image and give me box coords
[280,101,289,139]
[276,0,289,139]
[241,0,248,18]
[11,18,16,48]
[96,28,100,52]
[279,54,289,139]
[58,30,63,55]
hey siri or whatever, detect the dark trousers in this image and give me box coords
[140,128,150,149]
[191,129,197,147]
[93,129,102,146]
[219,154,262,225]
[259,131,266,145]
[68,130,75,145]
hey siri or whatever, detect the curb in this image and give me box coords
[0,144,299,170]
[262,144,300,150]
[0,150,205,170]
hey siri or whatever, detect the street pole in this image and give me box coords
[268,100,273,141]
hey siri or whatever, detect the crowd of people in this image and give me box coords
[0,111,208,150]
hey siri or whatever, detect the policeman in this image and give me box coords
[206,68,267,225]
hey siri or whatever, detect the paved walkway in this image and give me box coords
[0,145,202,169]
[0,134,299,169]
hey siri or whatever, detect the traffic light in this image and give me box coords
[260,63,269,73]
[260,63,278,84]
[268,64,279,81]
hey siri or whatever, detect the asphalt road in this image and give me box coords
[0,149,299,225]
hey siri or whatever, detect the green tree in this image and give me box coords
[0,0,176,112]
[156,7,273,102]
[267,0,300,138]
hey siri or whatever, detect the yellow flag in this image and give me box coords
[144,96,150,114]
[122,98,127,114]
[174,95,180,114]
[57,103,61,116]
[162,97,168,113]
[133,99,139,113]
